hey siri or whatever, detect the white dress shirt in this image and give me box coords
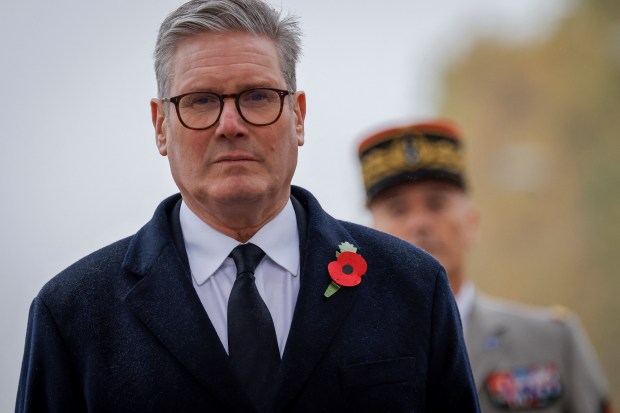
[179,199,300,356]
[455,280,475,335]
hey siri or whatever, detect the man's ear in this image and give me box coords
[151,98,168,156]
[293,91,306,147]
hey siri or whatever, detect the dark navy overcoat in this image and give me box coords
[16,186,479,412]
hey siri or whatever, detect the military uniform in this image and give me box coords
[467,291,610,412]
[357,120,613,413]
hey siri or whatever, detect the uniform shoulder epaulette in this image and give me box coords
[550,304,571,321]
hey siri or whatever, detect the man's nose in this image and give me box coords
[215,98,246,138]
[406,211,432,234]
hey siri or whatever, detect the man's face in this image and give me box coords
[151,32,305,217]
[369,180,479,280]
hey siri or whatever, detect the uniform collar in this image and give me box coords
[456,280,476,333]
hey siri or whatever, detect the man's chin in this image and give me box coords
[206,179,270,204]
[214,188,262,204]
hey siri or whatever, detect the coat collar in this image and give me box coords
[121,188,362,412]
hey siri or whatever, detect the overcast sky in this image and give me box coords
[0,0,569,407]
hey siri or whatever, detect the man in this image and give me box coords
[15,1,479,412]
[357,119,613,413]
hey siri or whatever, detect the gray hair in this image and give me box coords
[154,0,302,98]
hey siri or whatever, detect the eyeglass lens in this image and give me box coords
[176,88,286,129]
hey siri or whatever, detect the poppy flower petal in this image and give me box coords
[328,252,367,287]
[324,243,368,298]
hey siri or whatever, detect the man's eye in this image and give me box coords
[191,95,216,106]
[243,91,269,102]
[194,97,211,105]
[241,89,278,106]
[386,203,408,217]
[181,94,218,108]
[249,92,267,101]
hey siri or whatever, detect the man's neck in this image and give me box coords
[447,267,469,297]
[182,193,289,243]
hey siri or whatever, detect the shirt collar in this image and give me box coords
[247,199,300,277]
[455,280,476,332]
[179,199,300,285]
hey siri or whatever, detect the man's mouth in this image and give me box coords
[214,152,257,163]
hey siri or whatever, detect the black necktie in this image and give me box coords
[227,243,280,412]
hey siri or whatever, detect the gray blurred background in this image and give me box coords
[2,0,617,410]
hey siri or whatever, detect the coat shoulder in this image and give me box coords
[36,194,181,308]
[340,220,442,269]
[37,236,134,307]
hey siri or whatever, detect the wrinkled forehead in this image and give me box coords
[169,31,284,90]
[172,32,282,70]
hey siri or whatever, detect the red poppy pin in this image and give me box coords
[324,242,368,298]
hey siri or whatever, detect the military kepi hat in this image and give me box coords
[358,119,467,202]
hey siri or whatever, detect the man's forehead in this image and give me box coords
[382,180,465,199]
[169,31,283,91]
[172,31,278,66]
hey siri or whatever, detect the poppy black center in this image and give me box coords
[342,264,354,275]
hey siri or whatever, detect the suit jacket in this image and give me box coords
[16,186,479,412]
[467,292,610,413]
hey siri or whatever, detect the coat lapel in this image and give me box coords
[271,187,361,411]
[122,190,364,411]
[122,195,253,412]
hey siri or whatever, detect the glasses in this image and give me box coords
[162,87,293,130]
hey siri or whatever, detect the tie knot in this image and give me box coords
[229,243,266,277]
